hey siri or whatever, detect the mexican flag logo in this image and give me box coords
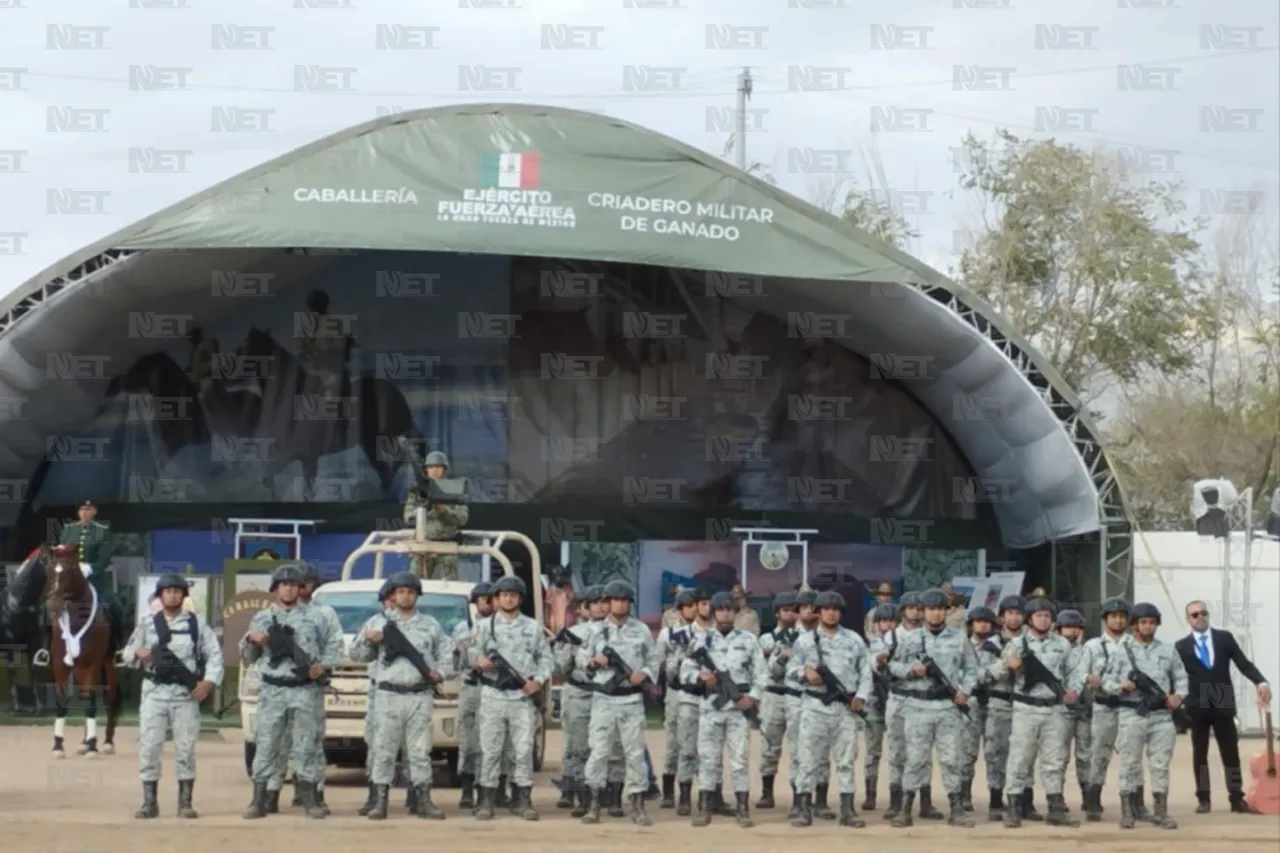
[479,151,540,189]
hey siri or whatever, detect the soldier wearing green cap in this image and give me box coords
[59,500,125,648]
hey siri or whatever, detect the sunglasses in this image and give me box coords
[1188,610,1208,619]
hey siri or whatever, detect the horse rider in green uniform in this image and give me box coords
[402,451,469,580]
[60,500,125,650]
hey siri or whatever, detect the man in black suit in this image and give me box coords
[1175,601,1272,813]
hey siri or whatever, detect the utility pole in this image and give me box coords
[735,66,753,170]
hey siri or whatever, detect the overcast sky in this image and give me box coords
[1,0,1277,297]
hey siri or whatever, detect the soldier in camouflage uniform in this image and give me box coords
[673,587,713,816]
[790,589,833,819]
[1103,602,1187,830]
[862,602,897,811]
[975,595,1026,822]
[240,565,342,820]
[469,575,551,821]
[881,590,925,821]
[1082,596,1131,822]
[349,571,454,820]
[579,581,657,826]
[681,591,766,828]
[123,574,223,820]
[1000,596,1081,828]
[788,590,874,828]
[655,588,697,809]
[402,451,470,580]
[554,585,603,813]
[357,579,395,816]
[1055,609,1093,814]
[453,582,493,809]
[959,605,998,813]
[887,588,979,828]
[756,590,799,810]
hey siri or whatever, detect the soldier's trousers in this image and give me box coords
[478,694,536,788]
[561,684,594,781]
[903,701,966,793]
[457,685,481,775]
[1003,705,1070,797]
[365,683,377,777]
[584,697,647,795]
[138,696,201,782]
[785,694,823,785]
[983,703,1014,790]
[884,693,907,785]
[676,701,701,783]
[1089,706,1120,786]
[1116,708,1175,794]
[862,711,886,781]
[661,687,682,775]
[962,703,987,782]
[796,699,858,794]
[1065,714,1092,788]
[372,690,434,786]
[697,707,752,793]
[758,689,789,777]
[268,690,327,791]
[413,553,459,581]
[252,684,326,785]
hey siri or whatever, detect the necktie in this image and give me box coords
[1197,634,1210,667]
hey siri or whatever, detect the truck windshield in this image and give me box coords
[315,591,470,636]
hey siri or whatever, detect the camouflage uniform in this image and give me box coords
[123,574,224,820]
[958,606,1000,813]
[356,579,393,816]
[579,581,656,826]
[674,599,712,816]
[862,608,896,811]
[348,572,454,820]
[403,452,469,581]
[1084,598,1131,820]
[655,590,696,808]
[972,626,1018,819]
[887,589,979,828]
[787,591,874,828]
[680,592,767,828]
[1103,603,1187,830]
[554,586,603,814]
[1056,610,1093,813]
[756,591,799,810]
[240,566,341,820]
[469,576,551,820]
[1001,597,1081,828]
[881,591,923,819]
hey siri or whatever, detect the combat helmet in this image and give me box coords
[424,450,450,469]
[470,582,494,601]
[153,573,190,598]
[298,562,319,584]
[1100,597,1131,618]
[675,589,697,608]
[602,580,635,601]
[269,563,306,591]
[966,606,997,624]
[1130,602,1162,625]
[871,603,898,622]
[691,587,713,603]
[813,590,845,610]
[1024,597,1056,617]
[491,575,527,597]
[899,591,923,610]
[1055,609,1085,629]
[709,591,734,610]
[772,591,798,610]
[920,589,949,609]
[386,571,422,596]
[997,595,1026,615]
[794,589,818,608]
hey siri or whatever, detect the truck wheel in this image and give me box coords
[244,742,256,778]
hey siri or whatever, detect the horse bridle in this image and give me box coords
[44,550,82,621]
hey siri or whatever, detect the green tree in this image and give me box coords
[955,130,1208,395]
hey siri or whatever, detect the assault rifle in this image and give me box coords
[379,621,443,697]
[150,612,201,691]
[266,618,330,687]
[668,627,692,648]
[1020,636,1082,716]
[555,626,583,646]
[774,626,800,649]
[483,647,543,708]
[921,655,970,716]
[1123,645,1191,727]
[813,634,867,719]
[978,636,1006,657]
[690,645,760,727]
[593,645,652,694]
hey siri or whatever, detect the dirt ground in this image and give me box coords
[2,726,1277,853]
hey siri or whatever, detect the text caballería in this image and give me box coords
[293,187,420,205]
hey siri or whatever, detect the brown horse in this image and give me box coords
[40,544,122,759]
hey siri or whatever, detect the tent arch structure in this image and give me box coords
[0,103,1132,601]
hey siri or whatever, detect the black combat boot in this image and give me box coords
[891,790,915,828]
[458,774,475,810]
[608,782,626,817]
[1118,792,1136,829]
[691,790,712,827]
[1022,787,1044,821]
[882,783,903,820]
[631,792,652,826]
[314,784,331,817]
[661,774,676,809]
[1046,793,1078,827]
[645,776,661,801]
[838,792,865,828]
[918,785,943,820]
[516,786,539,821]
[291,784,304,808]
[790,792,813,827]
[358,782,378,816]
[580,788,603,824]
[1003,792,1022,828]
[787,783,800,820]
[367,784,390,821]
[571,783,590,818]
[556,776,576,809]
[508,780,522,814]
[265,789,280,814]
[177,779,198,819]
[493,776,511,808]
[474,786,495,821]
[988,787,1005,822]
[676,780,693,816]
[405,784,418,815]
[861,776,877,811]
[961,778,974,811]
[813,782,836,819]
[714,785,736,817]
[297,781,327,819]
[415,784,444,819]
[1135,785,1153,822]
[134,781,159,819]
[734,791,754,827]
[242,782,269,820]
[1151,792,1177,829]
[756,774,775,809]
[948,791,974,827]
[1085,784,1103,822]
[1079,782,1090,814]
